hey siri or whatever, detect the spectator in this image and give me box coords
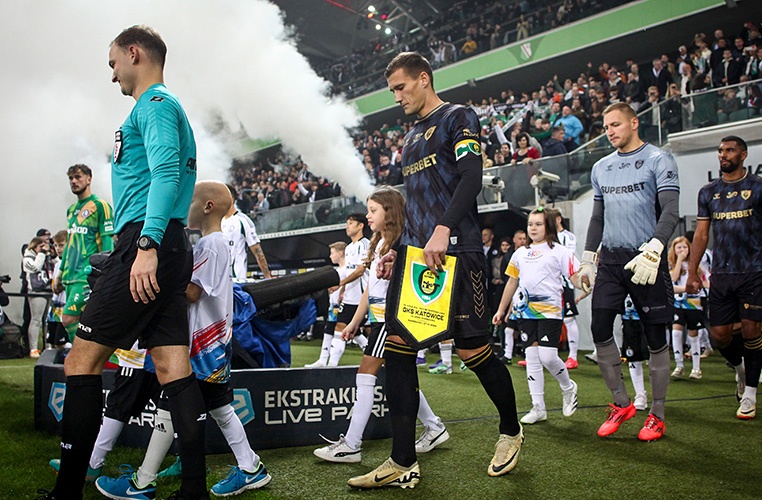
[743,45,761,80]
[516,15,530,41]
[713,48,742,87]
[553,105,584,151]
[638,86,666,142]
[624,71,646,110]
[542,126,568,157]
[664,83,683,133]
[717,87,742,123]
[22,235,53,358]
[678,63,694,96]
[605,68,625,99]
[511,132,541,164]
[254,192,269,213]
[589,86,610,124]
[460,35,477,56]
[690,73,718,127]
[647,58,672,97]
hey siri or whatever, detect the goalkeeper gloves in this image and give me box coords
[576,250,598,293]
[624,238,664,286]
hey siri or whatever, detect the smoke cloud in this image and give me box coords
[0,0,372,275]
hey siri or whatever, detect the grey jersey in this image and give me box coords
[591,142,679,250]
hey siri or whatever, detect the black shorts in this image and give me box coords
[563,287,579,317]
[451,252,491,337]
[620,319,649,362]
[46,322,68,347]
[505,317,519,330]
[592,247,674,324]
[104,366,161,421]
[673,308,705,330]
[337,304,360,325]
[364,322,388,358]
[322,321,337,336]
[156,379,233,413]
[76,220,193,350]
[517,319,563,348]
[708,272,762,326]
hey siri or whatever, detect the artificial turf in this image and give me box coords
[0,341,759,499]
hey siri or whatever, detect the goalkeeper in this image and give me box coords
[577,102,679,442]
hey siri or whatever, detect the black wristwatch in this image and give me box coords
[137,235,160,251]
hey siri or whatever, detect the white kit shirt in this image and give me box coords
[342,237,369,305]
[221,211,260,279]
[506,242,579,320]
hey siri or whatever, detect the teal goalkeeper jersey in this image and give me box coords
[111,83,197,242]
[60,194,114,284]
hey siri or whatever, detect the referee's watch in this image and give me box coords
[137,235,160,251]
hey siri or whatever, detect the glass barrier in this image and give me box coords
[250,79,762,234]
[251,195,368,235]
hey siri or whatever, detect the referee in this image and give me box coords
[42,26,209,500]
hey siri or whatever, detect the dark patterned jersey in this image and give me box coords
[400,103,482,253]
[697,171,762,274]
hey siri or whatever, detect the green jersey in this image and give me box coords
[60,194,115,284]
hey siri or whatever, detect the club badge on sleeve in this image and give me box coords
[113,130,122,164]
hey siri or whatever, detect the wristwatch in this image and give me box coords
[137,235,160,251]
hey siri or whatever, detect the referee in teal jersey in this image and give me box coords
[42,26,209,500]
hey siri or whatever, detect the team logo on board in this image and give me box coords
[48,382,66,422]
[232,388,255,426]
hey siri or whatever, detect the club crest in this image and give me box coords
[410,262,447,305]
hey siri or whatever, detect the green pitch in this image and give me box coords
[1,343,759,499]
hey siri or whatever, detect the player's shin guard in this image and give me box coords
[717,330,744,367]
[648,344,670,420]
[672,329,685,367]
[742,335,762,389]
[344,373,377,450]
[504,327,515,358]
[328,332,346,366]
[595,338,629,407]
[90,417,125,470]
[137,407,174,487]
[210,404,259,473]
[464,345,520,436]
[564,317,580,360]
[384,340,419,468]
[164,375,207,497]
[52,374,102,499]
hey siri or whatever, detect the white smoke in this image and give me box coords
[0,0,372,276]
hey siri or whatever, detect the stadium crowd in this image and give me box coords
[230,20,762,220]
[316,0,633,99]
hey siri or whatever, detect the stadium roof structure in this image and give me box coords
[271,0,451,62]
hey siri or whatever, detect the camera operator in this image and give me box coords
[22,235,54,357]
